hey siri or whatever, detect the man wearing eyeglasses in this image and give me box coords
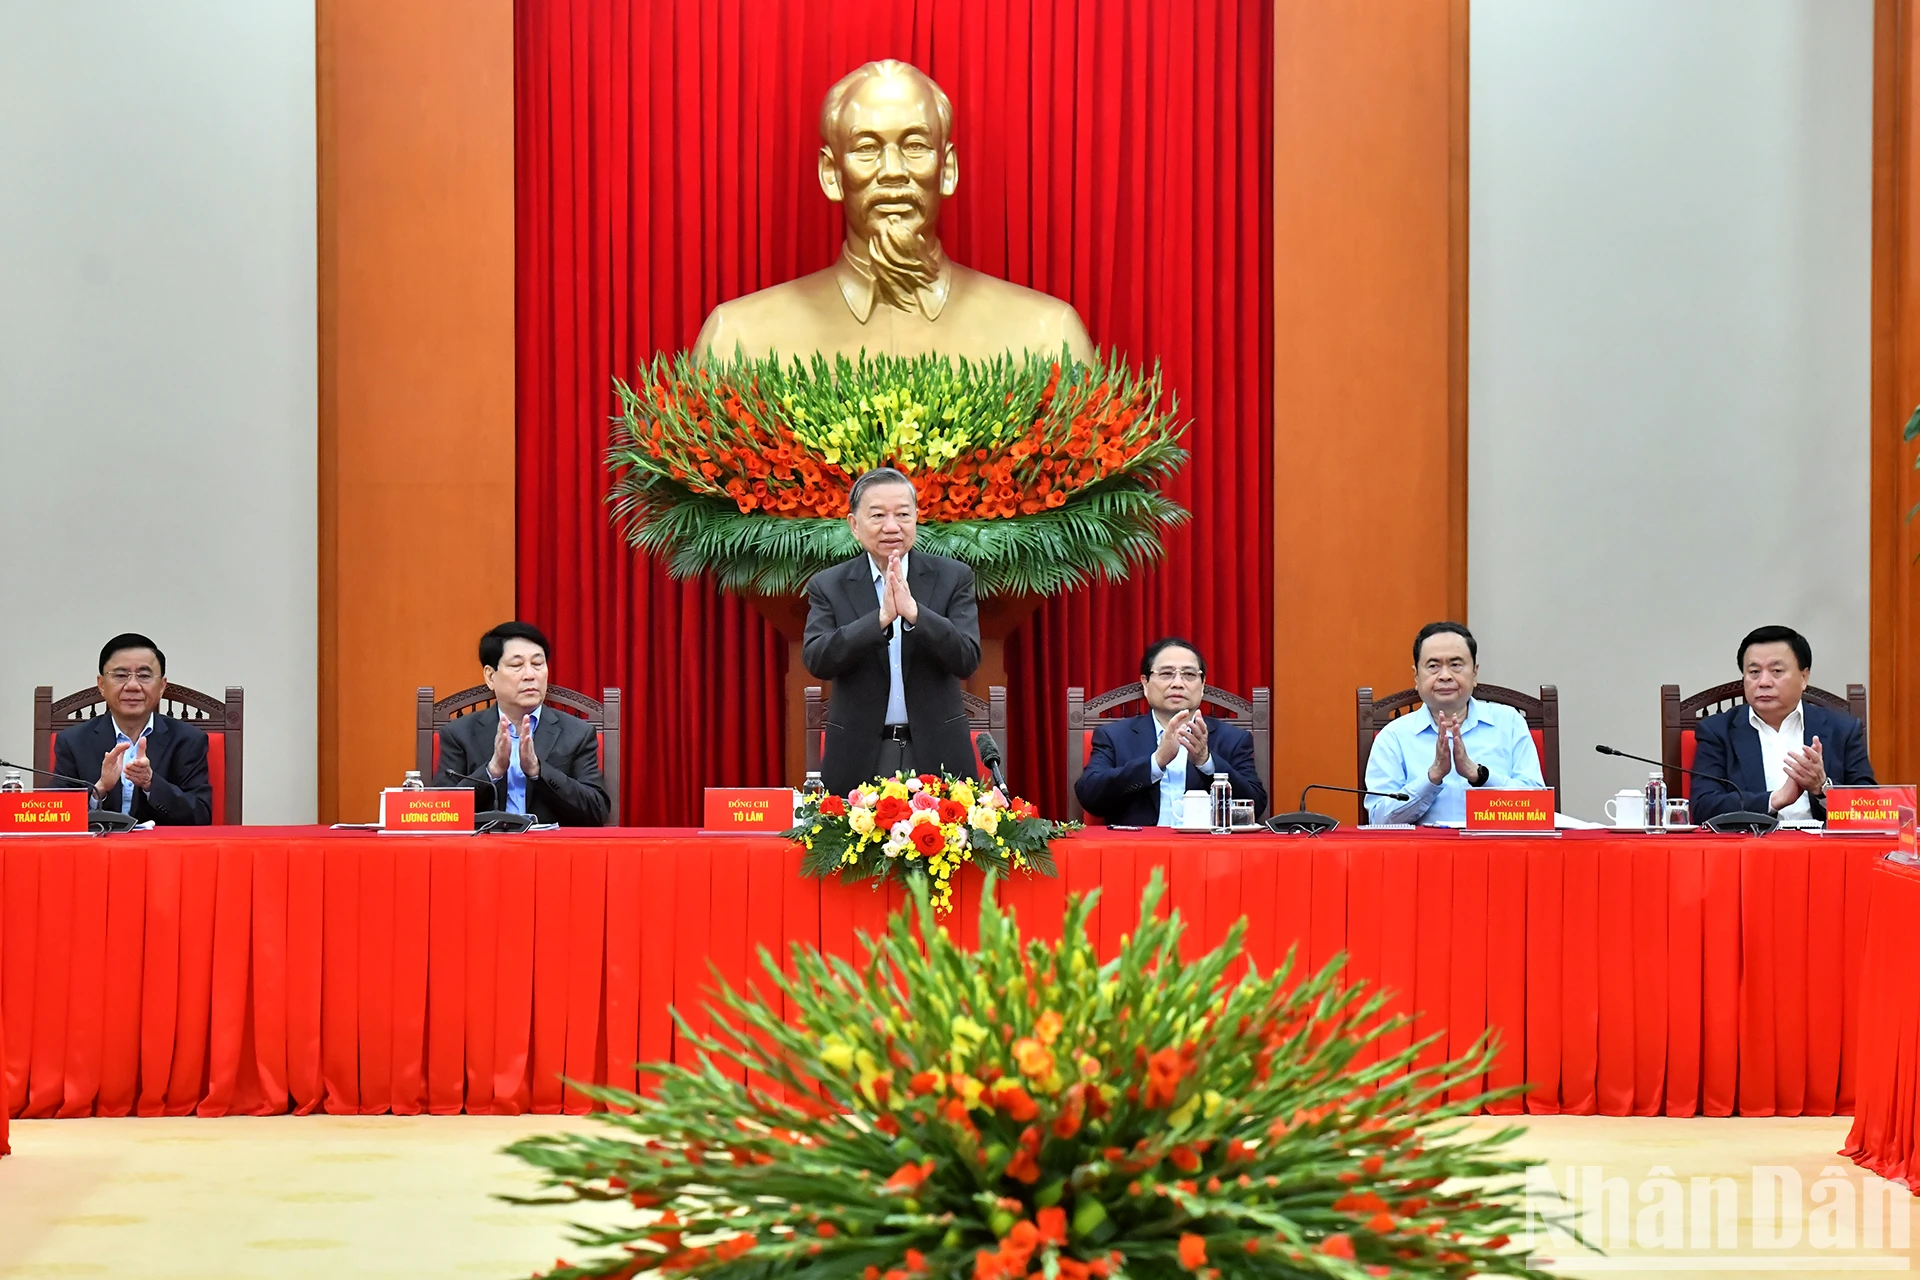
[52,632,212,825]
[1074,638,1266,826]
[1363,621,1545,825]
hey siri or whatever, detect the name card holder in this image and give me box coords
[1825,785,1918,835]
[1464,789,1558,835]
[703,787,797,835]
[379,788,477,834]
[0,790,90,835]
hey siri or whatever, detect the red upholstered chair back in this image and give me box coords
[417,683,622,825]
[33,682,244,825]
[803,686,1007,786]
[1659,680,1866,800]
[1354,683,1560,826]
[1064,684,1272,823]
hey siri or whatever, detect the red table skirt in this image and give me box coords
[1843,859,1920,1183]
[0,827,1891,1125]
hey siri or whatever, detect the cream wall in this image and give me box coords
[1469,0,1874,817]
[0,2,317,821]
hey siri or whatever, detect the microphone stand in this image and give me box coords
[1266,784,1411,836]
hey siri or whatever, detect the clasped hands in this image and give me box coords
[1770,736,1827,812]
[1152,708,1211,772]
[876,553,919,629]
[1427,710,1482,786]
[97,736,152,797]
[488,712,540,782]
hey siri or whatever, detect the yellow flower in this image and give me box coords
[950,781,976,809]
[820,1034,855,1073]
[849,808,876,836]
[880,778,910,801]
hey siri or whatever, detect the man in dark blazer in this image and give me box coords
[54,632,211,825]
[433,621,611,826]
[1075,638,1267,826]
[803,467,982,797]
[1691,624,1875,823]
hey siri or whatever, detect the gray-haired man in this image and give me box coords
[802,467,982,796]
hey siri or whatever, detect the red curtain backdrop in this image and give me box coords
[515,0,1274,821]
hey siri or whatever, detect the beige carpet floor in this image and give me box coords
[0,1114,1912,1277]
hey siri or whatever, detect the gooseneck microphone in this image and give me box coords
[0,757,138,832]
[974,731,1009,795]
[1265,783,1412,836]
[1593,745,1777,834]
[436,767,535,834]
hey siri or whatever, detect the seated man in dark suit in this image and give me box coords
[433,621,611,826]
[1073,638,1266,825]
[1692,625,1875,823]
[53,632,211,825]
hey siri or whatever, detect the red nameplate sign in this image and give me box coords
[1464,789,1555,832]
[704,787,795,833]
[0,790,89,834]
[1825,786,1918,834]
[380,788,476,833]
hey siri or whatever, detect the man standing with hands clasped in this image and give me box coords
[803,467,982,797]
[1363,621,1546,825]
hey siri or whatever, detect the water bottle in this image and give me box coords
[1210,773,1232,834]
[402,770,425,792]
[0,768,22,794]
[1644,771,1668,830]
[800,772,827,805]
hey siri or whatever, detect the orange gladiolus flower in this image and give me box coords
[1145,1048,1186,1108]
[1178,1234,1207,1271]
[1011,1038,1054,1080]
[882,1159,935,1194]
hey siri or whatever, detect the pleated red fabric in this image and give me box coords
[513,0,1275,822]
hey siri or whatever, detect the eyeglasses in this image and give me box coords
[104,668,158,686]
[1149,668,1203,684]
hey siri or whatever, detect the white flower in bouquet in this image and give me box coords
[848,807,876,836]
[908,807,940,828]
[890,819,916,842]
[882,830,910,858]
[905,776,923,793]
[985,787,1009,810]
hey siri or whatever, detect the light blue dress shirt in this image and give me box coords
[1148,714,1210,826]
[1363,697,1545,825]
[110,714,155,810]
[502,706,540,815]
[869,555,909,725]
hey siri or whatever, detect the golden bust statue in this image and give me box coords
[694,60,1095,365]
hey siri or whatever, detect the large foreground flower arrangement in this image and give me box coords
[785,772,1074,913]
[607,350,1188,597]
[506,872,1551,1280]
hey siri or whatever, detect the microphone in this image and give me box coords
[1265,784,1412,836]
[435,767,535,834]
[1593,746,1777,834]
[0,757,138,832]
[974,731,1009,794]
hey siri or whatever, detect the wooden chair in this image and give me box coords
[416,684,623,826]
[1659,680,1866,799]
[1354,683,1560,824]
[33,682,245,825]
[803,686,1007,781]
[1064,684,1272,822]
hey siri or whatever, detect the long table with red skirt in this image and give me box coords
[1843,856,1920,1182]
[0,826,1897,1140]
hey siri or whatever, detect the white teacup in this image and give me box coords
[1181,791,1210,828]
[1605,789,1646,828]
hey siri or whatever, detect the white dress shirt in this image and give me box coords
[1148,712,1211,827]
[1751,702,1813,821]
[869,554,909,725]
[108,713,155,810]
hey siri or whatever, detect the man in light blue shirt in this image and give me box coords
[1364,621,1545,825]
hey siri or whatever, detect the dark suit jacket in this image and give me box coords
[54,713,212,826]
[433,705,611,827]
[802,551,982,797]
[1074,712,1267,825]
[1690,702,1876,822]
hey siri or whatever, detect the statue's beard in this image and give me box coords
[865,215,941,311]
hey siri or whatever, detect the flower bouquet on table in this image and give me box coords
[786,772,1075,913]
[504,871,1554,1280]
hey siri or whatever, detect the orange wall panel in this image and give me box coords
[318,0,516,822]
[1272,0,1469,819]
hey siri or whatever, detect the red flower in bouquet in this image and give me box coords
[917,774,943,789]
[937,798,968,824]
[819,795,847,817]
[874,795,912,828]
[1011,799,1039,820]
[910,823,947,857]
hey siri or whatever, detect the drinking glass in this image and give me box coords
[1664,798,1691,829]
[1229,799,1255,829]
